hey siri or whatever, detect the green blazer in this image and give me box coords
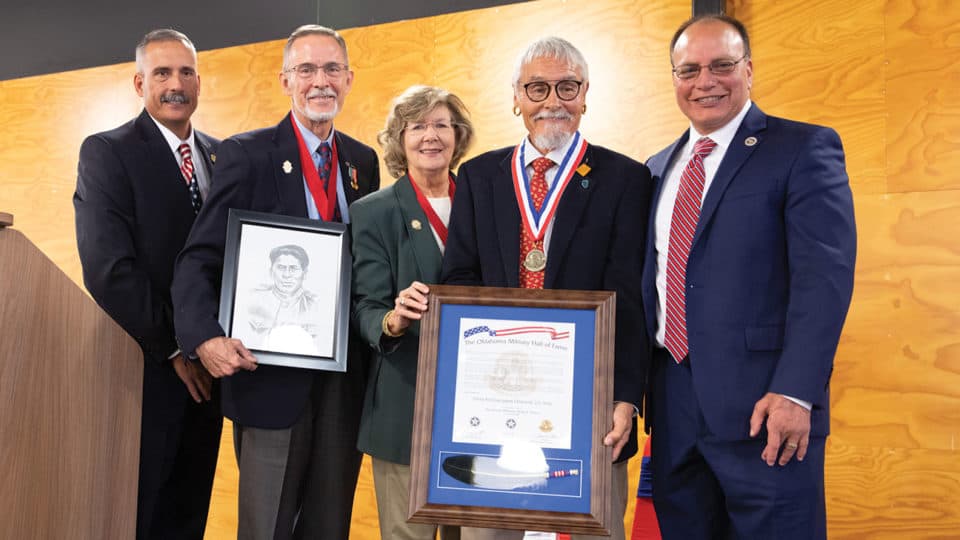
[350,174,446,464]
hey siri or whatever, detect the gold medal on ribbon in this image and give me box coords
[523,248,546,272]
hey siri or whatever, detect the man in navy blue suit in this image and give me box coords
[441,36,652,540]
[171,25,379,540]
[641,15,856,539]
[74,29,221,540]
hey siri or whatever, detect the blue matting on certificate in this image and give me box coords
[427,303,596,513]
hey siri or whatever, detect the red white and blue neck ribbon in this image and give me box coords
[511,131,588,241]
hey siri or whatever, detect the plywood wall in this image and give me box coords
[0,0,957,538]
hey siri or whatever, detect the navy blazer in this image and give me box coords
[641,104,856,440]
[441,143,653,462]
[172,113,380,428]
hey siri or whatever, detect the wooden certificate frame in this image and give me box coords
[409,285,615,535]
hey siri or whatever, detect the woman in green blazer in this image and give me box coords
[350,85,474,540]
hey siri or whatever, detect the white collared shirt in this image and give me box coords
[291,114,351,223]
[149,115,211,200]
[653,99,752,347]
[519,134,578,256]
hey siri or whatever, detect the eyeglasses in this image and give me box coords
[405,121,456,135]
[672,56,747,80]
[285,62,349,80]
[521,80,583,102]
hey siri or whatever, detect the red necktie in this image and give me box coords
[317,142,341,222]
[177,143,202,214]
[520,157,553,289]
[664,137,717,363]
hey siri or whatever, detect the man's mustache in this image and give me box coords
[534,110,573,121]
[307,88,338,99]
[160,93,189,104]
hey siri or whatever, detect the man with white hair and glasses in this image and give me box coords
[441,36,654,540]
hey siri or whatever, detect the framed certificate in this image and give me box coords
[218,209,351,371]
[408,285,615,535]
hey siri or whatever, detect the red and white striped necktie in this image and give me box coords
[664,137,716,363]
[177,143,202,214]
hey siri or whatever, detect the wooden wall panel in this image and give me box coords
[734,0,960,537]
[886,0,960,193]
[1,0,959,538]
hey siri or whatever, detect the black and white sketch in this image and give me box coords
[219,210,351,371]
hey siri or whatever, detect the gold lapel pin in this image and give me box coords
[744,136,758,147]
[411,219,423,230]
[576,163,592,176]
[210,153,216,163]
[282,160,293,174]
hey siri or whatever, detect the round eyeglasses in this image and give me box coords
[521,80,583,102]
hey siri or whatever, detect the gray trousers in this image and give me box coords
[233,380,363,540]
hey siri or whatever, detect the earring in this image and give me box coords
[512,105,521,117]
[582,104,587,114]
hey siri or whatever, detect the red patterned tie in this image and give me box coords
[317,142,341,222]
[520,157,553,289]
[664,137,717,363]
[177,143,202,214]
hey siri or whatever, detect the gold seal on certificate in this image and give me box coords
[523,248,546,272]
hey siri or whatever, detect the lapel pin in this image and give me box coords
[580,178,590,189]
[576,163,592,176]
[744,136,758,147]
[210,153,216,164]
[411,219,423,230]
[282,160,293,174]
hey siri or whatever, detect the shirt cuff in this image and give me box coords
[783,395,812,410]
[167,348,181,360]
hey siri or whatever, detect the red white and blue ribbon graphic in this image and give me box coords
[511,132,588,241]
[463,325,570,340]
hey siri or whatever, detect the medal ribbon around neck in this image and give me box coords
[511,131,587,241]
[407,172,456,245]
[289,115,340,221]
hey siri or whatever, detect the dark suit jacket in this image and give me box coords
[350,174,446,464]
[74,109,222,539]
[641,104,857,440]
[75,108,218,419]
[441,144,653,462]
[172,113,379,429]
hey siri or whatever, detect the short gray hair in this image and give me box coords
[283,25,348,69]
[511,36,589,91]
[135,29,196,72]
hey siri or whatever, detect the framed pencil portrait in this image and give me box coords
[408,285,615,535]
[218,209,351,371]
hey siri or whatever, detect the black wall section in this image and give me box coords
[0,0,524,81]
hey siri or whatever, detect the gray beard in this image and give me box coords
[304,101,338,123]
[531,130,572,153]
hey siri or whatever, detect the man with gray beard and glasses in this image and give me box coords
[171,24,379,540]
[440,36,653,540]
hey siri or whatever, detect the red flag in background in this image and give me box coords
[630,438,661,540]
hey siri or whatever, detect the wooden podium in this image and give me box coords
[0,214,142,539]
